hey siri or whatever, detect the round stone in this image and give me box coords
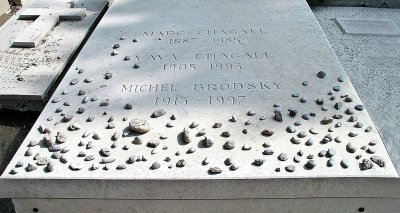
[223,141,235,150]
[285,165,296,172]
[327,158,335,167]
[129,118,150,133]
[277,153,288,161]
[341,159,350,168]
[306,160,317,169]
[346,143,357,153]
[150,161,161,170]
[326,148,336,157]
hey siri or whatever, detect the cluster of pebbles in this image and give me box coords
[7,38,389,177]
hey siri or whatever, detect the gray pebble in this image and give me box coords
[230,164,239,171]
[274,111,283,122]
[128,155,138,163]
[151,109,167,118]
[288,109,298,117]
[309,128,318,134]
[100,148,111,156]
[286,125,296,133]
[117,164,127,170]
[221,131,231,137]
[187,147,196,153]
[321,117,333,125]
[365,126,372,132]
[315,98,324,105]
[190,121,200,128]
[263,141,271,148]
[349,115,358,122]
[294,121,302,126]
[78,151,86,157]
[355,122,363,128]
[224,158,233,166]
[223,141,235,149]
[261,129,274,136]
[318,150,327,157]
[147,140,160,148]
[298,131,307,138]
[348,131,358,137]
[69,163,83,171]
[244,120,252,125]
[202,157,209,165]
[285,165,296,172]
[290,137,301,144]
[263,149,274,155]
[101,157,116,164]
[346,108,355,115]
[370,156,385,167]
[327,158,335,167]
[242,144,252,150]
[317,71,326,78]
[26,163,37,172]
[334,102,343,110]
[293,156,301,163]
[346,143,357,153]
[305,138,314,146]
[292,93,299,97]
[369,140,377,146]
[247,109,256,116]
[85,155,95,161]
[253,159,265,166]
[341,159,350,168]
[197,129,206,136]
[203,137,214,147]
[176,159,186,167]
[213,123,222,128]
[92,133,101,140]
[367,147,376,154]
[278,153,288,161]
[354,105,364,111]
[306,160,317,169]
[16,161,24,167]
[326,148,336,157]
[60,155,69,163]
[301,114,310,120]
[333,85,341,91]
[300,97,307,103]
[208,167,222,174]
[360,159,373,170]
[112,132,120,141]
[129,118,150,133]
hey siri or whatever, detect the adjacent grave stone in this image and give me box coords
[334,18,400,36]
[1,0,399,212]
[0,0,109,110]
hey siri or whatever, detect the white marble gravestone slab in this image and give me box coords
[0,0,109,110]
[1,0,399,211]
[335,18,400,36]
[2,0,398,179]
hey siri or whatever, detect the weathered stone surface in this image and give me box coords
[2,0,397,182]
[0,0,108,110]
[334,18,400,36]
